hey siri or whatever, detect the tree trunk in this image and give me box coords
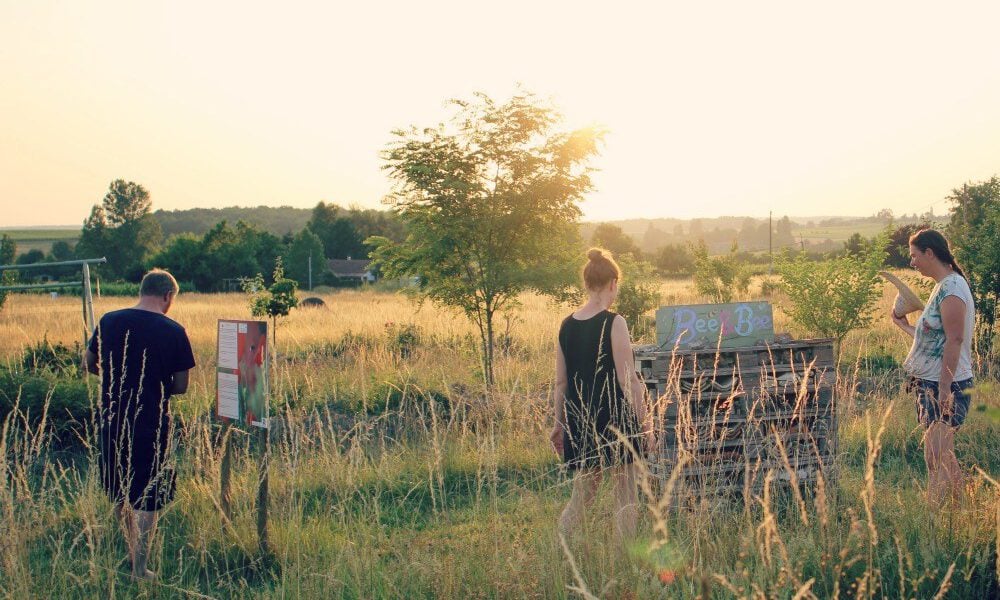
[484,307,495,389]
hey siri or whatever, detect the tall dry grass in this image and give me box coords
[0,277,997,598]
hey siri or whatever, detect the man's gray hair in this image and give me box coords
[140,269,180,297]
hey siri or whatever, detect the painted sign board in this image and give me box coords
[216,319,269,428]
[655,302,774,350]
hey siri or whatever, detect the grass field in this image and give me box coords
[1,278,998,598]
[0,228,80,256]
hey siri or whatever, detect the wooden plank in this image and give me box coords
[648,453,834,478]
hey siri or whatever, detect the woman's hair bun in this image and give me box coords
[582,247,620,290]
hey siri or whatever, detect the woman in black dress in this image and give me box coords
[550,248,654,541]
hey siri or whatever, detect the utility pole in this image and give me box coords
[308,253,312,291]
[768,210,773,274]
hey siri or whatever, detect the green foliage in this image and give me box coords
[653,243,695,276]
[283,228,326,288]
[370,89,603,386]
[21,336,82,377]
[885,222,931,268]
[0,234,15,310]
[307,202,364,260]
[384,321,422,359]
[243,257,299,320]
[0,354,91,448]
[77,179,162,281]
[776,236,886,346]
[858,347,901,377]
[151,221,282,291]
[590,223,641,259]
[691,241,751,303]
[842,231,869,256]
[154,205,312,237]
[614,254,661,338]
[759,277,781,298]
[49,240,74,261]
[946,176,1000,356]
[16,249,45,264]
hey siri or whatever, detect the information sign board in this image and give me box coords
[216,319,269,428]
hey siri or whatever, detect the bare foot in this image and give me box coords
[130,569,156,582]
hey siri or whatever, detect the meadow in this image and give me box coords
[0,228,80,256]
[1,278,998,598]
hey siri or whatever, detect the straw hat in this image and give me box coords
[879,271,925,318]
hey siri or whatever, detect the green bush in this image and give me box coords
[692,241,750,303]
[615,254,661,337]
[384,322,422,358]
[21,336,82,377]
[776,236,886,349]
[0,368,92,449]
[760,277,781,298]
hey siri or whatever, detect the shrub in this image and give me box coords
[21,336,82,377]
[776,236,886,350]
[760,277,781,298]
[0,368,92,449]
[692,241,750,303]
[615,254,661,337]
[385,322,422,358]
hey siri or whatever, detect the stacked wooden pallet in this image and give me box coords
[634,338,837,497]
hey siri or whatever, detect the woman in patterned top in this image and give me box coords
[891,229,975,508]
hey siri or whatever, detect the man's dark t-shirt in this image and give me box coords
[88,308,196,511]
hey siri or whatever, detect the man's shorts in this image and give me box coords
[909,377,974,428]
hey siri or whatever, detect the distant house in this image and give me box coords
[328,258,376,284]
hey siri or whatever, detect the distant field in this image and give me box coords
[0,228,79,255]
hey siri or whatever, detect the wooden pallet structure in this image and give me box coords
[634,338,838,498]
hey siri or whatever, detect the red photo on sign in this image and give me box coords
[216,320,269,428]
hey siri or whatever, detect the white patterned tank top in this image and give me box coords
[902,272,975,382]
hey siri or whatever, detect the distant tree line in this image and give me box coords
[153,205,313,237]
[4,181,407,292]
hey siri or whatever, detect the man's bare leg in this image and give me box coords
[114,504,135,567]
[131,510,158,580]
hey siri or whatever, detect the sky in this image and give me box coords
[2,0,999,227]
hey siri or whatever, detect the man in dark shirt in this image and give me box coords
[85,269,196,581]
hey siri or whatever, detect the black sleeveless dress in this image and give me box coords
[558,310,642,470]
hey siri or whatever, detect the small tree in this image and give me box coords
[692,240,750,303]
[242,257,299,350]
[653,243,695,276]
[885,222,931,268]
[614,254,661,341]
[591,223,641,259]
[78,180,162,280]
[0,235,16,310]
[283,228,326,288]
[237,259,297,559]
[842,232,868,256]
[370,90,603,387]
[776,238,886,351]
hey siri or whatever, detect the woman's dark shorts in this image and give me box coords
[909,377,974,428]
